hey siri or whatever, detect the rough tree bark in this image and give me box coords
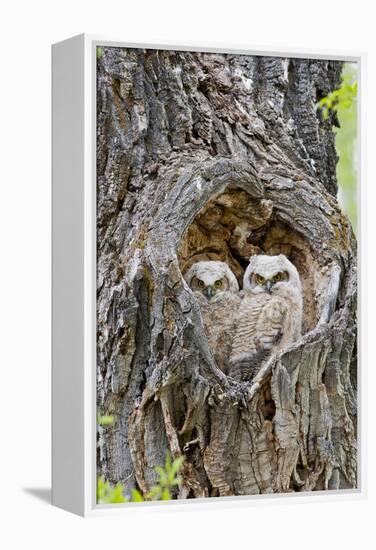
[96,48,357,498]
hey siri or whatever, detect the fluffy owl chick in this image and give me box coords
[229,254,303,382]
[184,261,241,373]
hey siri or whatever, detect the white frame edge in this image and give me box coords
[52,34,366,517]
[52,34,86,516]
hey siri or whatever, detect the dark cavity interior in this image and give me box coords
[178,186,321,333]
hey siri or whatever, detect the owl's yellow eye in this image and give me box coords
[256,275,265,285]
[198,280,205,288]
[273,272,282,282]
[214,279,223,289]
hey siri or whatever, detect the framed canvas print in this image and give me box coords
[52,35,364,516]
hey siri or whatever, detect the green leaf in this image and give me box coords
[341,99,352,109]
[161,488,171,500]
[97,414,115,426]
[147,485,162,500]
[171,456,185,475]
[97,476,127,504]
[165,452,172,471]
[111,484,127,503]
[131,489,145,502]
[155,466,168,485]
[97,476,108,501]
[171,476,182,486]
[316,65,357,125]
[97,451,185,505]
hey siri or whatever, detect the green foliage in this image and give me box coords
[97,453,185,505]
[317,63,358,233]
[130,488,145,502]
[97,414,114,426]
[97,476,127,504]
[317,69,357,121]
[147,453,185,501]
[96,47,104,60]
[335,64,358,233]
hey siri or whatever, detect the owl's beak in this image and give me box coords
[204,287,214,300]
[265,281,272,294]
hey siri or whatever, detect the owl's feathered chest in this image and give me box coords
[229,288,302,379]
[197,292,240,334]
[194,291,241,372]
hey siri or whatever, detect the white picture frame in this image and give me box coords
[52,34,366,517]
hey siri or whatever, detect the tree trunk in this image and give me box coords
[96,48,357,498]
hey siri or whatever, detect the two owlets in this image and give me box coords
[184,255,303,381]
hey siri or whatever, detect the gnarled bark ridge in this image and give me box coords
[97,48,357,498]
